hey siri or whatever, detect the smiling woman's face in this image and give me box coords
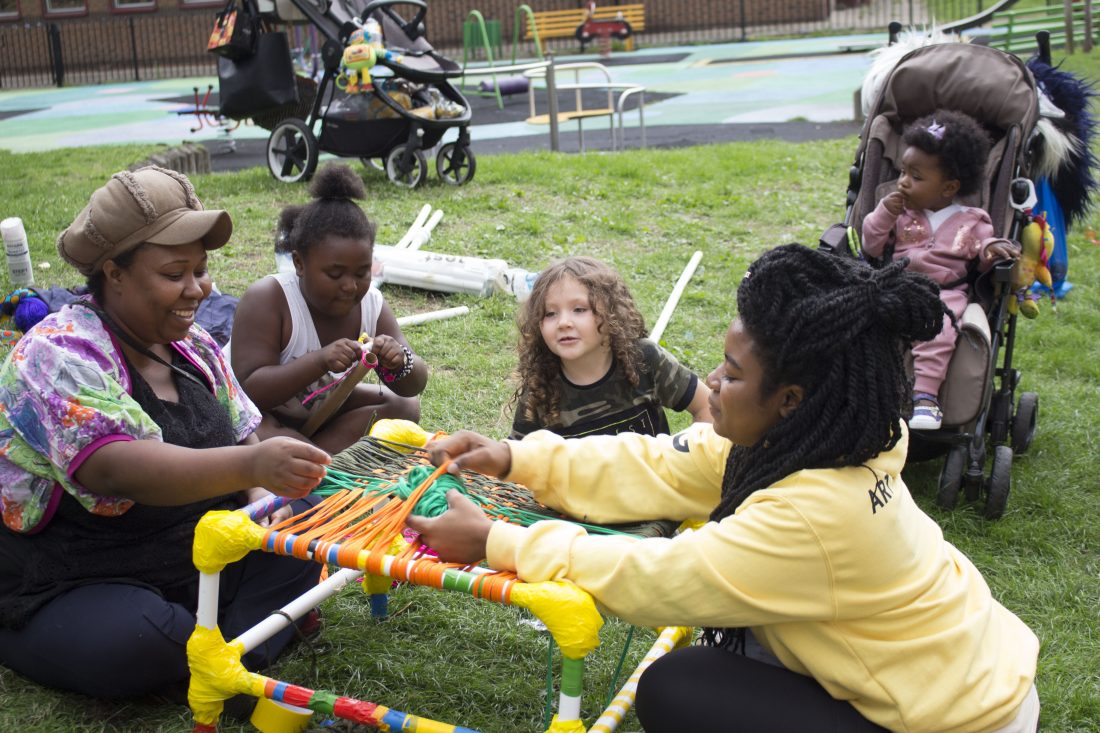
[705,317,803,446]
[294,234,373,319]
[103,241,211,346]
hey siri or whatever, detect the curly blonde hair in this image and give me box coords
[512,256,647,426]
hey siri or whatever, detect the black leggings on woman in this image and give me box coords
[635,645,889,733]
[0,548,319,699]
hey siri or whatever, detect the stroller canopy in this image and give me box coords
[872,43,1038,135]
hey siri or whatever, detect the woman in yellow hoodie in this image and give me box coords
[407,244,1040,733]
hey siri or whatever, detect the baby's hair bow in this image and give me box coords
[925,120,946,140]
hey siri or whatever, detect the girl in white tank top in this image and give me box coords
[230,164,428,455]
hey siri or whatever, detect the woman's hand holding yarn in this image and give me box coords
[249,436,331,497]
[404,490,493,564]
[427,430,512,479]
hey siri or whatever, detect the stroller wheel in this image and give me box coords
[936,445,967,510]
[361,157,385,173]
[385,145,428,189]
[435,143,476,186]
[1011,392,1039,454]
[983,445,1013,520]
[266,118,318,184]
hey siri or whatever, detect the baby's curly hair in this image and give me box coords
[512,256,647,426]
[903,109,991,197]
[275,163,376,257]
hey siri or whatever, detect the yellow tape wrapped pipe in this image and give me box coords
[510,580,603,660]
[193,510,267,574]
[187,625,266,727]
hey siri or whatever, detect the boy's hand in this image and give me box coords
[318,338,362,373]
[882,191,905,216]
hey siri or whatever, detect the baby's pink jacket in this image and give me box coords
[862,202,999,287]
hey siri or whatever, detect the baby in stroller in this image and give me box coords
[825,41,1043,518]
[862,110,1019,431]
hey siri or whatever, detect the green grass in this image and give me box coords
[1,48,1099,733]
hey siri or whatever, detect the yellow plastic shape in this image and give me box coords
[193,509,266,574]
[544,715,588,733]
[187,625,265,726]
[364,533,410,595]
[251,697,314,733]
[511,580,603,660]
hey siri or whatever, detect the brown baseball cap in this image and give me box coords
[57,166,233,276]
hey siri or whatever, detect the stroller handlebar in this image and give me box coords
[360,0,427,43]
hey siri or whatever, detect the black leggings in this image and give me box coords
[0,548,320,699]
[635,645,889,733]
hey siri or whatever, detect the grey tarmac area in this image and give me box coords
[202,120,862,172]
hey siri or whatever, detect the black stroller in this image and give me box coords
[260,0,474,187]
[820,42,1041,519]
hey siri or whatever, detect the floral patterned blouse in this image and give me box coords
[0,302,260,533]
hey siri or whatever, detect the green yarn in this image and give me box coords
[393,465,467,517]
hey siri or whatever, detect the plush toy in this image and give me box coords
[336,43,378,94]
[1009,219,1053,319]
[336,41,404,95]
[1,288,49,333]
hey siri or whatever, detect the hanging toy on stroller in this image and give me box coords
[263,0,475,188]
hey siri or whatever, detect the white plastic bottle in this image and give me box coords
[500,267,539,302]
[365,17,383,50]
[0,217,34,287]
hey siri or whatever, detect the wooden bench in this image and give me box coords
[987,1,1098,54]
[524,4,646,55]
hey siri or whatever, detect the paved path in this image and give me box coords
[0,33,880,167]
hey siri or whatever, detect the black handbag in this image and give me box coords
[207,0,258,60]
[217,31,300,120]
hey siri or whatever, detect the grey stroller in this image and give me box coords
[257,0,475,187]
[820,42,1041,519]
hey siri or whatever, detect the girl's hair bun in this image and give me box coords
[309,163,367,201]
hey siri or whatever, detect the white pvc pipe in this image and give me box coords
[558,693,581,721]
[373,244,508,297]
[196,571,221,629]
[649,250,703,344]
[233,568,364,653]
[396,306,470,327]
[408,209,445,250]
[396,205,433,249]
[590,626,690,733]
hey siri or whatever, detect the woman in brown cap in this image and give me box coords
[0,167,331,701]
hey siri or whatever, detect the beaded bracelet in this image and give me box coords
[376,345,415,383]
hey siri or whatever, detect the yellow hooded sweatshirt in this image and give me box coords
[487,422,1038,733]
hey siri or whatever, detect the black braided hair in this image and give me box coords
[702,243,948,649]
[275,163,376,257]
[903,109,991,197]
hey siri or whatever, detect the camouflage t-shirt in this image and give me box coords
[510,338,699,439]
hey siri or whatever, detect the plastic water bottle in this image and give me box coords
[275,250,295,274]
[0,217,34,287]
[501,267,539,302]
[365,17,383,50]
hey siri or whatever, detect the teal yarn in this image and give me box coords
[393,465,467,517]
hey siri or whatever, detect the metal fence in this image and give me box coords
[0,0,1045,90]
[0,12,217,89]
